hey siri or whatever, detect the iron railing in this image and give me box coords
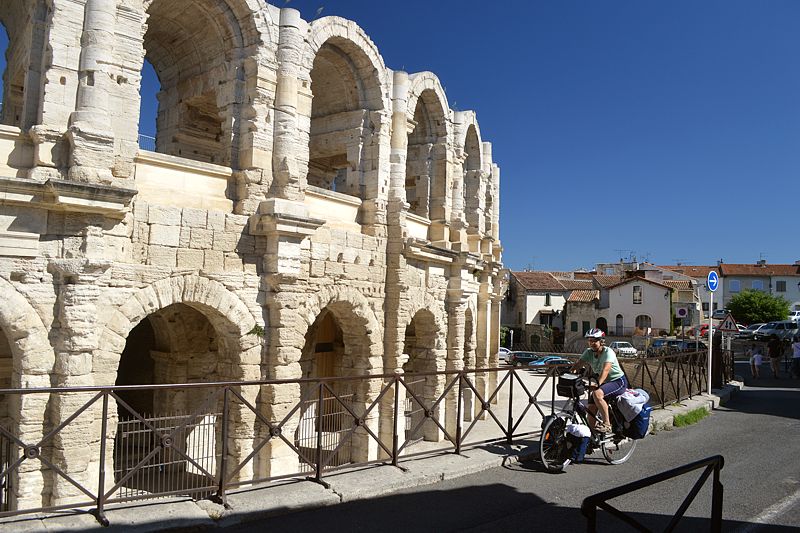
[582,455,724,532]
[0,352,729,525]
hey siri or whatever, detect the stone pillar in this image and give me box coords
[47,257,112,507]
[67,0,116,184]
[250,199,323,477]
[271,8,309,201]
[490,164,502,260]
[379,70,409,456]
[428,139,451,246]
[489,282,504,392]
[475,277,491,418]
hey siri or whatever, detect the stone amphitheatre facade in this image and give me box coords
[0,1,503,508]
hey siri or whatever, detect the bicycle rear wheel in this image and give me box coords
[601,435,637,464]
[540,415,572,472]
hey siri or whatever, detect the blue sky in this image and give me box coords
[2,2,798,271]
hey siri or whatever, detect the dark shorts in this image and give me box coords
[589,376,628,404]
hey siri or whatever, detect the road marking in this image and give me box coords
[738,485,800,532]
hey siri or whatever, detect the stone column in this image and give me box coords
[67,0,116,184]
[47,257,112,507]
[490,163,502,260]
[271,8,309,201]
[379,70,409,457]
[428,139,451,246]
[250,200,323,477]
[489,280,504,392]
[475,275,491,418]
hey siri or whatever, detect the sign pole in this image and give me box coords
[708,291,713,395]
[705,271,719,395]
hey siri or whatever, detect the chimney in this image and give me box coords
[757,259,766,266]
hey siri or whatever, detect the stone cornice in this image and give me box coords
[0,176,135,218]
[404,238,458,265]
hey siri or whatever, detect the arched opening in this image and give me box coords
[308,38,381,199]
[113,303,234,498]
[615,314,624,336]
[406,90,446,219]
[596,317,608,334]
[136,59,160,152]
[295,309,353,468]
[0,15,22,127]
[141,0,245,165]
[461,125,482,230]
[635,315,652,335]
[402,310,440,444]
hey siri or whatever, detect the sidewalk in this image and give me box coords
[2,380,742,532]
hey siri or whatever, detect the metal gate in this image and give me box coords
[113,412,220,500]
[0,424,13,512]
[294,385,354,473]
[404,376,427,447]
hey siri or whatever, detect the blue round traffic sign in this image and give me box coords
[707,271,719,292]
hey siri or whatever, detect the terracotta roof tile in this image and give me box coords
[719,264,800,276]
[593,275,624,288]
[511,271,566,291]
[567,290,599,302]
[560,279,594,290]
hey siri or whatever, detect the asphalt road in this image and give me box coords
[233,362,800,532]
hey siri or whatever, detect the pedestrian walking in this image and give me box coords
[767,335,783,379]
[748,344,763,379]
[791,335,800,379]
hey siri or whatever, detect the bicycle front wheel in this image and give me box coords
[601,435,637,464]
[540,415,572,472]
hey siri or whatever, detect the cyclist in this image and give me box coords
[569,328,629,434]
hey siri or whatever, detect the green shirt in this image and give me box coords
[580,346,625,382]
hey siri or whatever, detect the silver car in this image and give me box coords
[609,341,638,357]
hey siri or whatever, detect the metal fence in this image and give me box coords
[138,134,156,152]
[0,351,731,524]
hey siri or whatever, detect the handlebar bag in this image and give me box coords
[557,373,584,398]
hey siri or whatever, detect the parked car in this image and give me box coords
[609,341,637,357]
[498,347,511,363]
[755,320,799,342]
[687,324,709,337]
[711,309,729,320]
[789,310,800,321]
[507,351,540,367]
[736,323,765,340]
[676,340,708,352]
[646,339,682,356]
[528,357,572,374]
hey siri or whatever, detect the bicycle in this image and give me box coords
[539,371,637,472]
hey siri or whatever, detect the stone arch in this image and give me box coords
[135,0,276,166]
[299,285,383,372]
[99,274,259,377]
[302,17,391,198]
[0,278,53,386]
[0,277,53,510]
[404,73,451,221]
[398,292,448,361]
[302,16,390,111]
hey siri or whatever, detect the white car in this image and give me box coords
[609,341,637,357]
[498,347,511,363]
[789,310,800,321]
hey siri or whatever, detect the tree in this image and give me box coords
[726,290,789,325]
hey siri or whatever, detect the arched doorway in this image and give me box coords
[596,317,608,335]
[615,314,624,336]
[402,310,441,445]
[113,303,234,498]
[406,89,447,220]
[295,310,353,469]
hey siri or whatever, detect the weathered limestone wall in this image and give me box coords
[0,1,504,509]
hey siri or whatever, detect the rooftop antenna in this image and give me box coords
[673,259,686,266]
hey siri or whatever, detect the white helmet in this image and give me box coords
[584,328,606,339]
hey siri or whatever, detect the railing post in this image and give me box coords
[216,387,230,507]
[506,369,514,445]
[455,371,464,455]
[550,369,556,415]
[94,392,109,526]
[314,382,325,483]
[392,375,400,467]
[711,461,724,533]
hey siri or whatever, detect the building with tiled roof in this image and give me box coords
[717,262,800,310]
